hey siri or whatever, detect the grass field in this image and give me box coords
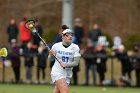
[0,84,140,93]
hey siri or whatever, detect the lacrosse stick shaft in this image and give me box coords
[35,32,50,50]
[35,32,62,64]
[24,20,65,69]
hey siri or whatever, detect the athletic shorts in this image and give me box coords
[51,74,71,85]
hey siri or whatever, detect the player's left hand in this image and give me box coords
[60,62,67,68]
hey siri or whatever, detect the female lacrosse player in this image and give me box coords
[49,28,81,93]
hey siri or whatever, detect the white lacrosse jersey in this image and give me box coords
[51,42,81,78]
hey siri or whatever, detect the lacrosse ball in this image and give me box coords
[29,24,33,28]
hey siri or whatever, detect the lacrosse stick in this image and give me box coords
[24,20,65,69]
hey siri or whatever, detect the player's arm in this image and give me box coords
[48,44,56,57]
[65,56,80,67]
[48,44,56,63]
[62,45,81,68]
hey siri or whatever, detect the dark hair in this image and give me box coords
[61,25,69,30]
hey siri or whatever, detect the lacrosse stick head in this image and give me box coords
[24,20,35,30]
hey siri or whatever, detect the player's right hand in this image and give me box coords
[49,50,55,56]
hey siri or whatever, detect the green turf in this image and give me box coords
[0,84,140,93]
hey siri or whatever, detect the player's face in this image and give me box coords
[62,33,73,44]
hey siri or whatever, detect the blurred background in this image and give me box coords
[0,0,140,88]
[0,0,140,46]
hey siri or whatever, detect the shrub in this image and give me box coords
[124,33,140,50]
[43,27,57,43]
[104,32,113,47]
